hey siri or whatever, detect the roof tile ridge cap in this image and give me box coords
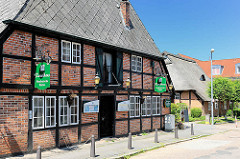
[13,0,31,21]
[129,0,161,53]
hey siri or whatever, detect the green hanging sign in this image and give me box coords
[154,77,166,93]
[35,62,50,90]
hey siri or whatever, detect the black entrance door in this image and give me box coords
[99,96,115,137]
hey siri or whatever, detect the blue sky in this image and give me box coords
[131,0,240,61]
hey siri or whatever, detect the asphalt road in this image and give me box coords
[131,124,240,159]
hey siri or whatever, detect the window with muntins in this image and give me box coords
[33,96,56,129]
[131,55,142,72]
[236,63,240,74]
[61,40,81,64]
[59,96,79,126]
[142,96,152,116]
[130,96,140,117]
[130,96,162,117]
[72,43,81,64]
[212,65,223,75]
[174,93,180,99]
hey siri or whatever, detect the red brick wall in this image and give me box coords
[143,58,152,74]
[132,73,142,89]
[116,95,128,101]
[143,75,153,90]
[81,113,98,124]
[3,30,32,57]
[123,53,130,70]
[130,119,140,133]
[0,95,28,156]
[59,127,78,146]
[50,64,58,85]
[152,117,160,129]
[83,68,95,87]
[3,58,31,84]
[123,72,130,88]
[115,121,128,136]
[36,35,58,61]
[83,45,95,66]
[33,130,56,150]
[81,125,98,142]
[61,65,81,86]
[82,96,98,101]
[142,118,151,131]
[116,111,128,119]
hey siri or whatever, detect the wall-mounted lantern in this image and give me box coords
[125,77,131,88]
[139,91,145,104]
[67,92,77,106]
[95,73,100,89]
[169,83,173,92]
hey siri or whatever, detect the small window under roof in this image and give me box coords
[200,74,206,81]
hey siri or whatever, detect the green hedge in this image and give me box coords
[191,108,202,118]
[171,103,188,122]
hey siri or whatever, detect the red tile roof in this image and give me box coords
[178,54,240,78]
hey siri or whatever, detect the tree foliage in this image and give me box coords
[232,80,240,102]
[207,77,234,102]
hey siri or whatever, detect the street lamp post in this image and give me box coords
[211,48,214,126]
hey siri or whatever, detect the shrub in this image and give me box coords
[233,108,240,117]
[171,103,188,122]
[191,108,202,118]
[226,109,233,117]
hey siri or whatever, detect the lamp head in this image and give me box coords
[126,77,131,87]
[211,48,214,53]
[95,73,100,85]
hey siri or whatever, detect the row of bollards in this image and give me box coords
[36,124,195,158]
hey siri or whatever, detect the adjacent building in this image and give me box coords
[164,53,212,115]
[179,54,240,80]
[0,0,171,157]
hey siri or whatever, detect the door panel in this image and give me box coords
[99,96,115,137]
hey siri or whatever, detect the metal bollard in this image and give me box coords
[154,129,158,143]
[235,116,238,128]
[175,126,179,139]
[128,132,132,149]
[191,123,194,135]
[90,135,95,157]
[36,146,41,159]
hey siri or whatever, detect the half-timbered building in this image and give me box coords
[0,0,172,156]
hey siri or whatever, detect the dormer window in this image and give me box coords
[212,65,223,75]
[236,63,240,74]
[200,74,206,81]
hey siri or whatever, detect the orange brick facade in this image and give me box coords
[0,29,171,157]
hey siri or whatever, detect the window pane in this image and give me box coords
[46,117,50,126]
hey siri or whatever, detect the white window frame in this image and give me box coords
[61,40,71,63]
[72,42,81,64]
[70,96,79,125]
[131,55,142,72]
[142,96,151,116]
[59,96,70,126]
[215,102,218,110]
[59,96,79,127]
[33,96,44,129]
[212,65,222,75]
[152,96,161,115]
[129,96,140,118]
[175,93,180,99]
[208,102,211,111]
[45,96,56,128]
[236,63,240,74]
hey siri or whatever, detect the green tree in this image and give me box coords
[232,80,240,102]
[208,77,234,102]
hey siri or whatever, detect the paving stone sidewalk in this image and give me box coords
[7,123,229,159]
